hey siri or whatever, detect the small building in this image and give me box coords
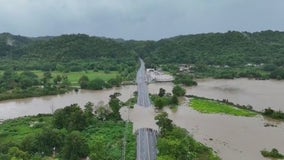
[146,69,174,82]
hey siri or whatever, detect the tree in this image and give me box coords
[171,95,178,105]
[107,75,122,87]
[62,131,89,160]
[1,69,17,90]
[53,75,62,85]
[84,102,94,124]
[21,129,66,157]
[172,85,186,97]
[89,136,109,160]
[35,129,65,156]
[78,75,89,89]
[108,97,122,120]
[42,71,52,88]
[53,104,87,131]
[174,74,197,86]
[109,92,121,99]
[158,155,175,160]
[88,78,106,90]
[8,147,30,160]
[19,71,39,89]
[157,127,196,160]
[158,88,166,97]
[154,98,164,109]
[155,112,173,136]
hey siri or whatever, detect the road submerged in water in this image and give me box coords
[135,59,158,160]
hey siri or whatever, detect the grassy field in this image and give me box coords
[0,115,53,144]
[0,70,119,85]
[31,70,118,85]
[190,98,256,117]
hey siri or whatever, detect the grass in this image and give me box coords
[0,115,52,144]
[190,98,256,117]
[83,121,136,159]
[31,70,118,85]
[0,70,119,85]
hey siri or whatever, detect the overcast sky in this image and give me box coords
[0,0,284,40]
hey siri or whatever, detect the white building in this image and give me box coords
[146,69,174,82]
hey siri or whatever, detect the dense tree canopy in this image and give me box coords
[53,104,87,131]
[1,31,284,79]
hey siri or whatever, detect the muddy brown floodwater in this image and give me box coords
[1,79,284,160]
[188,78,284,111]
[166,100,284,160]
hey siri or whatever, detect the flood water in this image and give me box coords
[1,79,283,120]
[1,79,284,160]
[188,78,284,111]
[166,103,284,160]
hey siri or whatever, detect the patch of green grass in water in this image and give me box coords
[190,98,256,117]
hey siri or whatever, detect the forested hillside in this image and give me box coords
[1,30,284,78]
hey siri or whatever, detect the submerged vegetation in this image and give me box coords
[155,112,220,160]
[190,98,256,117]
[262,108,284,121]
[151,86,186,110]
[261,148,284,159]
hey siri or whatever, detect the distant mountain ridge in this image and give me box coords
[0,30,284,70]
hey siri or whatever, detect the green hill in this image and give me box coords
[0,30,284,78]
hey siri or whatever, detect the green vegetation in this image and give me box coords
[190,98,256,116]
[155,112,220,160]
[2,31,284,80]
[261,148,284,159]
[0,69,122,101]
[263,108,284,121]
[172,85,186,97]
[0,70,71,101]
[31,70,118,85]
[173,74,198,86]
[150,88,179,110]
[79,74,122,90]
[0,100,135,160]
[85,121,136,160]
[0,115,53,144]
